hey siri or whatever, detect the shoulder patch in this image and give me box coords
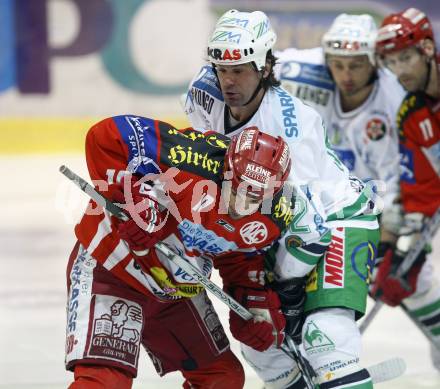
[365,118,386,141]
[158,123,230,183]
[268,185,296,232]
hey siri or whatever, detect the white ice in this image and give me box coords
[1,155,439,388]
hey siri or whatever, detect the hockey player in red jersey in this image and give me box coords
[65,115,299,388]
[373,7,440,363]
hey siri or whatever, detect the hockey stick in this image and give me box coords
[359,207,440,334]
[367,357,406,384]
[59,165,406,385]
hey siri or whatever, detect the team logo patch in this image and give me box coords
[366,118,386,141]
[240,221,268,245]
[87,295,143,369]
[285,234,304,248]
[303,320,335,355]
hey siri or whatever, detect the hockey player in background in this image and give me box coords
[65,117,294,388]
[372,7,440,368]
[277,13,405,249]
[184,9,381,389]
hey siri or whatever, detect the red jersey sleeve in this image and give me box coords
[85,117,130,187]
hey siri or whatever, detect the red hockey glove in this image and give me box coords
[370,247,426,306]
[111,176,165,255]
[229,288,285,352]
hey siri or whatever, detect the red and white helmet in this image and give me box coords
[376,8,434,56]
[224,127,291,198]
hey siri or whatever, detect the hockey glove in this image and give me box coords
[370,245,426,306]
[229,287,285,352]
[371,212,428,306]
[271,277,306,344]
[111,175,165,255]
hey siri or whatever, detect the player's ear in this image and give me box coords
[421,39,435,60]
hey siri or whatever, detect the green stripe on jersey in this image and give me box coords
[410,299,440,318]
[327,190,377,222]
[286,246,321,266]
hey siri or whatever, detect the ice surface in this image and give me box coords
[1,155,439,388]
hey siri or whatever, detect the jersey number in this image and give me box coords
[106,169,126,184]
[419,118,433,141]
[290,197,310,234]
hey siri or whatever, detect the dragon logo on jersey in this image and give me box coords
[240,221,268,245]
[366,118,386,141]
[88,296,142,369]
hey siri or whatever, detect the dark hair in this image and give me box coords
[262,50,281,89]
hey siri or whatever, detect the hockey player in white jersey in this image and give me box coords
[277,12,440,374]
[277,13,404,240]
[183,9,382,389]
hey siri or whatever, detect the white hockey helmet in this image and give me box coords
[322,14,377,65]
[207,9,277,70]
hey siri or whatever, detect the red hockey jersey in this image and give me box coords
[396,85,440,216]
[74,115,294,302]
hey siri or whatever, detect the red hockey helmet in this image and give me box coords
[376,8,434,56]
[224,127,291,198]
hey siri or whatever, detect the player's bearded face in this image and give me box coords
[382,48,429,92]
[327,54,374,96]
[216,63,262,107]
[227,187,263,219]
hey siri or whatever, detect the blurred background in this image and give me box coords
[1,1,440,388]
[1,0,439,155]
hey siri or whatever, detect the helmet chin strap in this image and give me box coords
[242,69,265,106]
